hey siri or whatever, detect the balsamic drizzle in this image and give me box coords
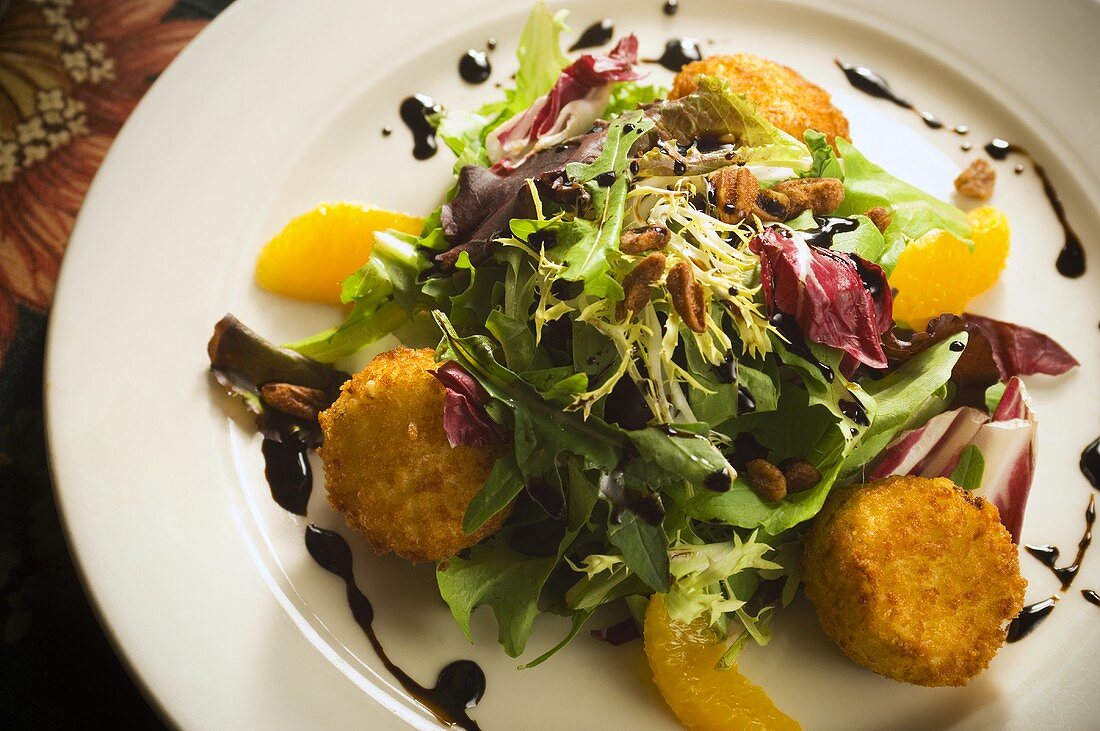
[1006,597,1057,643]
[1079,437,1099,489]
[803,216,859,248]
[399,94,442,160]
[261,438,312,516]
[1083,589,1100,608]
[833,59,966,133]
[648,38,702,72]
[569,19,614,51]
[662,0,679,16]
[459,50,491,84]
[305,526,485,731]
[1024,495,1095,591]
[984,138,1085,278]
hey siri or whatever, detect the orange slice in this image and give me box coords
[254,203,422,305]
[889,206,1010,329]
[644,594,800,731]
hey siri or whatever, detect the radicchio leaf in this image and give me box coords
[870,377,1037,541]
[207,314,348,446]
[749,227,893,369]
[590,616,641,646]
[438,128,606,269]
[487,36,644,166]
[432,360,507,448]
[884,313,1078,408]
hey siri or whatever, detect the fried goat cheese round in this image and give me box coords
[670,54,850,148]
[802,476,1026,687]
[318,347,506,563]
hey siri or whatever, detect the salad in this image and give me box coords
[208,5,1079,728]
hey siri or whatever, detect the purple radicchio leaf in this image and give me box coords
[487,35,644,166]
[870,377,1037,542]
[432,360,507,448]
[590,616,641,646]
[749,227,893,369]
[438,128,607,270]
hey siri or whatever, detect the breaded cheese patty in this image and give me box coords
[671,54,850,148]
[802,476,1025,687]
[318,347,505,563]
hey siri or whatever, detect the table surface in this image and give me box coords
[1,0,230,727]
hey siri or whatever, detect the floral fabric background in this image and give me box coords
[1,0,230,726]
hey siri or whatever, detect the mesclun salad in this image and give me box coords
[207,5,1080,728]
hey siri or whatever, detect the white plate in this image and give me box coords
[45,0,1100,728]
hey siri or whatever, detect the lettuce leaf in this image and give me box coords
[833,138,971,273]
[604,81,666,117]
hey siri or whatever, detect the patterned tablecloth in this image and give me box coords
[1,1,230,726]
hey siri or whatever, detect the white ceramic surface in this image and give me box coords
[45,0,1100,729]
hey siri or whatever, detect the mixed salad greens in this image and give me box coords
[213,5,1078,668]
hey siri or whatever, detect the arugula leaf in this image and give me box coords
[436,534,561,657]
[949,444,985,490]
[553,112,655,297]
[463,454,525,533]
[627,426,733,490]
[833,138,971,273]
[608,511,670,592]
[519,610,593,669]
[841,335,966,477]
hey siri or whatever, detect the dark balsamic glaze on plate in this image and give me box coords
[1024,495,1095,591]
[486,37,497,51]
[399,94,442,160]
[459,50,491,84]
[838,398,870,427]
[305,525,485,731]
[1082,437,1100,489]
[984,138,1085,278]
[803,216,859,248]
[649,38,703,72]
[1007,597,1057,643]
[663,0,679,16]
[833,59,966,133]
[569,19,614,51]
[261,438,312,516]
[382,125,392,137]
[1083,589,1100,608]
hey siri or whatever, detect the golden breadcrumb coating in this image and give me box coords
[671,54,850,148]
[802,476,1026,687]
[318,347,506,563]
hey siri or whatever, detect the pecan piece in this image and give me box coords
[260,383,329,421]
[712,166,791,224]
[771,177,845,216]
[866,206,892,233]
[954,158,996,200]
[666,261,707,333]
[779,458,821,493]
[745,459,787,501]
[620,225,671,254]
[616,252,667,320]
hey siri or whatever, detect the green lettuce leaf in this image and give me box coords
[604,81,666,118]
[833,138,971,273]
[949,444,985,490]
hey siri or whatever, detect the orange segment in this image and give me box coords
[254,203,422,305]
[644,595,800,731]
[889,206,1010,329]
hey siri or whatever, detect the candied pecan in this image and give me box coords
[866,206,892,232]
[745,459,787,501]
[260,383,329,421]
[771,177,845,216]
[712,166,791,224]
[620,225,671,254]
[954,158,996,200]
[616,252,667,320]
[779,458,821,493]
[666,261,707,333]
